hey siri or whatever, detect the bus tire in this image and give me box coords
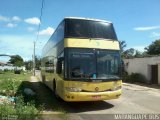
[53,80,60,99]
[42,75,45,83]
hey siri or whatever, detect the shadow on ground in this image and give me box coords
[124,82,160,90]
[66,101,114,113]
[16,81,114,113]
[138,84,160,90]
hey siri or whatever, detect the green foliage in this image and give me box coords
[120,40,127,53]
[120,39,160,58]
[122,48,147,58]
[122,48,135,58]
[24,60,32,70]
[145,39,160,55]
[0,71,41,119]
[0,103,16,115]
[0,71,31,96]
[0,79,20,96]
[0,96,39,120]
[134,50,143,57]
[4,69,10,72]
[9,55,24,67]
[25,56,41,70]
[15,95,40,120]
[35,56,41,70]
[123,72,146,83]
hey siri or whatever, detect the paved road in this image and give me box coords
[70,83,160,114]
[34,71,160,120]
[65,84,160,120]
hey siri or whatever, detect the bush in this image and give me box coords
[0,72,41,119]
[14,70,21,74]
[15,95,40,120]
[0,103,16,115]
[0,78,21,96]
[0,70,3,74]
[0,96,40,120]
[123,72,147,83]
[4,69,9,72]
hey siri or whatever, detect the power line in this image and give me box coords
[36,0,45,42]
[33,0,45,76]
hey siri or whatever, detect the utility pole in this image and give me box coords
[33,41,36,76]
[32,0,44,76]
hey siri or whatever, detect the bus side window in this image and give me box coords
[56,57,64,74]
[45,61,49,72]
[45,60,54,73]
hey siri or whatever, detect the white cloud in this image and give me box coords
[134,26,160,31]
[0,15,21,22]
[39,27,54,36]
[0,35,34,61]
[12,16,21,22]
[150,32,160,38]
[6,23,17,28]
[0,15,9,22]
[0,35,47,61]
[24,17,40,25]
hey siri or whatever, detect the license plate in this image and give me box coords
[92,95,101,99]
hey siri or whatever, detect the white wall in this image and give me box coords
[124,56,160,84]
[0,65,25,71]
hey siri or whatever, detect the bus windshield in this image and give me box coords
[68,48,121,80]
[65,19,117,40]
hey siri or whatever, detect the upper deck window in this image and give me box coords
[65,19,117,40]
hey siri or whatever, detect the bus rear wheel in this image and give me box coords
[42,75,45,83]
[53,80,60,99]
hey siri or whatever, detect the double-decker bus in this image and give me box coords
[41,17,122,101]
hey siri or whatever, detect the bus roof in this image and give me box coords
[64,17,112,24]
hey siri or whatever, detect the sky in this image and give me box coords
[0,0,160,62]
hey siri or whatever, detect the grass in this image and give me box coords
[24,80,66,113]
[0,71,31,96]
[0,70,42,120]
[0,70,67,120]
[0,70,31,81]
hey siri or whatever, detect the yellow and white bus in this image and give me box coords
[41,17,122,102]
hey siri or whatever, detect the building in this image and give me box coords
[0,61,25,71]
[0,62,7,66]
[124,56,160,85]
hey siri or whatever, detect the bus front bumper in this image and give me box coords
[63,89,122,102]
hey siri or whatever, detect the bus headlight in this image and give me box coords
[65,87,82,92]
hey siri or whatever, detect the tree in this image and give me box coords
[35,56,41,70]
[24,56,41,71]
[120,40,127,58]
[145,39,160,55]
[24,60,33,70]
[134,50,143,58]
[123,48,135,58]
[9,55,24,67]
[120,40,127,53]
